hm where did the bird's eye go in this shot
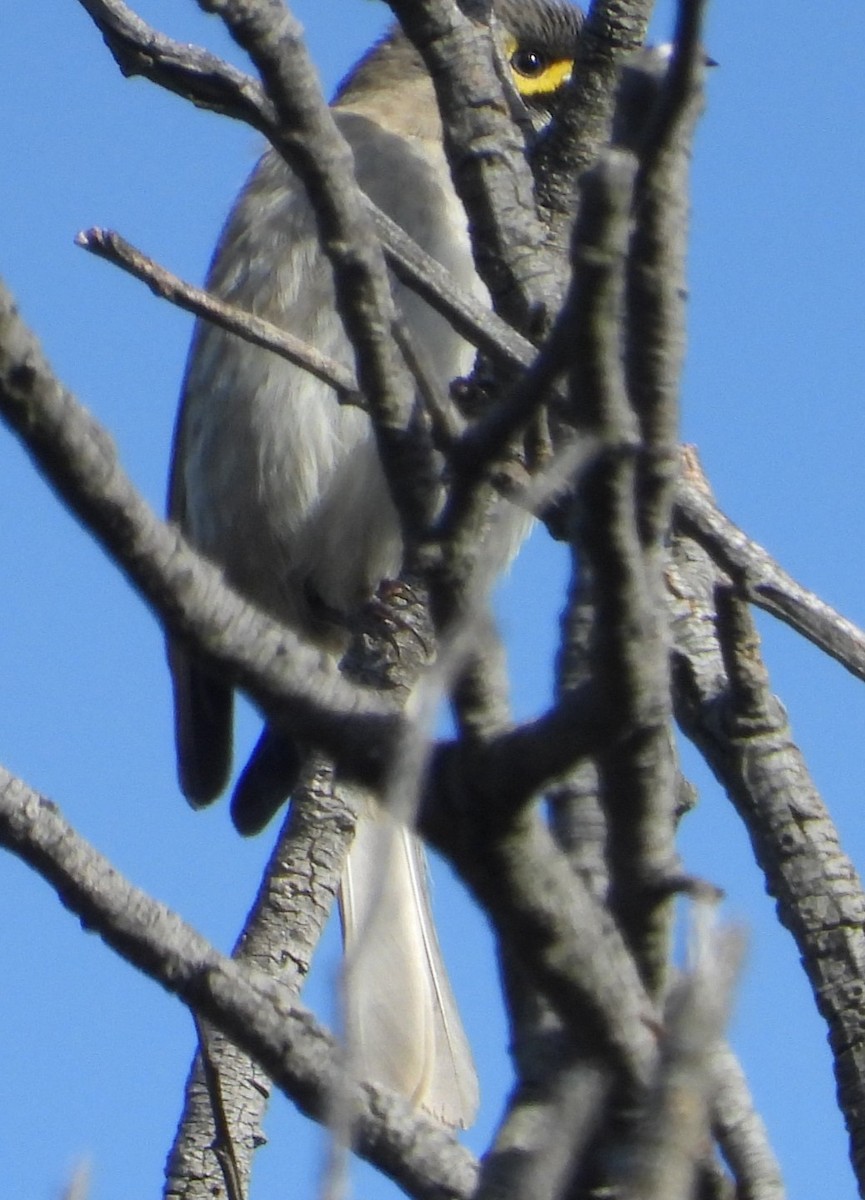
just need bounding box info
[510,47,550,78]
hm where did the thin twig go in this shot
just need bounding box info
[192,1015,246,1200]
[583,0,707,999]
[675,459,865,683]
[368,202,537,371]
[711,1044,787,1200]
[60,1161,91,1200]
[77,227,363,400]
[75,225,534,462]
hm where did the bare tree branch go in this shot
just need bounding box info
[586,0,705,998]
[475,1057,611,1200]
[0,767,478,1200]
[711,1044,786,1200]
[165,761,354,1199]
[619,907,744,1200]
[675,453,865,684]
[0,278,404,780]
[77,0,276,127]
[626,0,705,550]
[534,0,654,245]
[670,534,865,1194]
[564,146,680,993]
[428,794,659,1090]
[190,1016,246,1200]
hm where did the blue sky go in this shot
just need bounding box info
[3,2,865,1197]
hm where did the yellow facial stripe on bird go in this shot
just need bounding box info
[504,33,573,99]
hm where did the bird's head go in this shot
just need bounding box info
[333,0,585,139]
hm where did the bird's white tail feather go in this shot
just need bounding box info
[339,813,479,1128]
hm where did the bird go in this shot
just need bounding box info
[167,0,585,1128]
